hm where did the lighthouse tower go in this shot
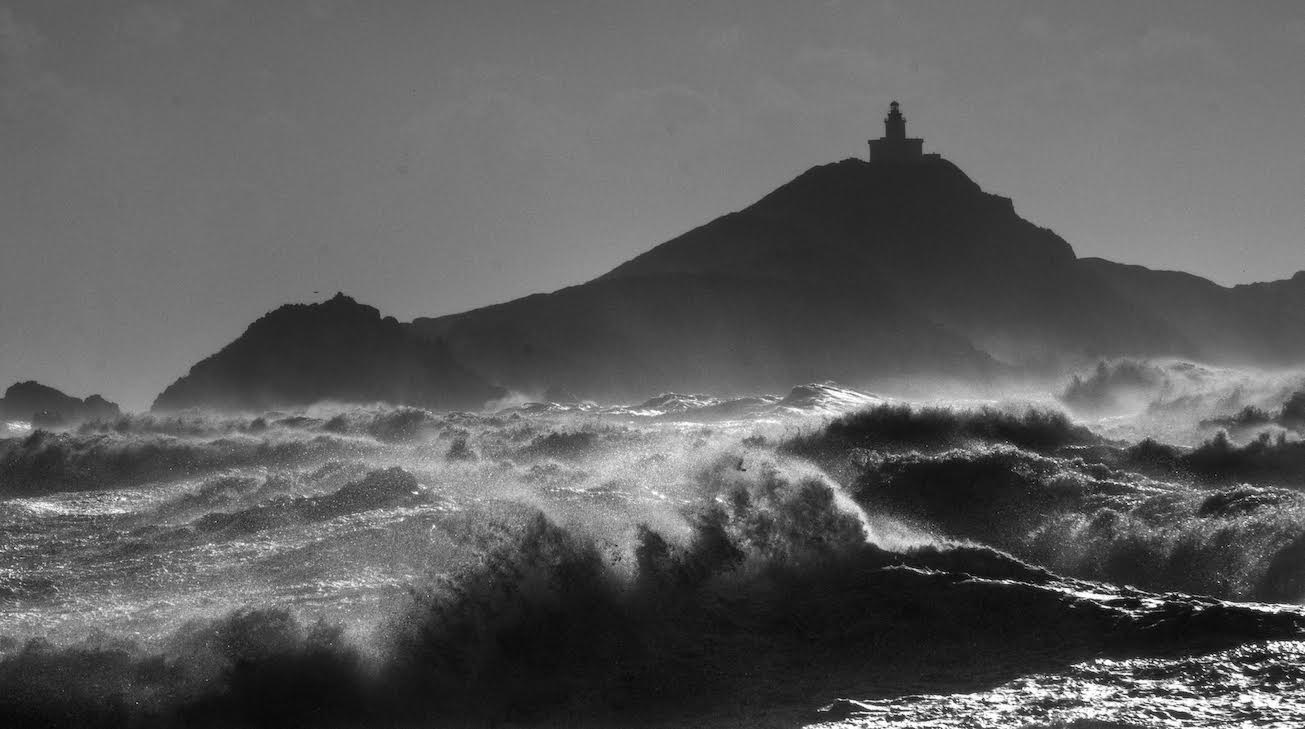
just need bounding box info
[868,101,925,163]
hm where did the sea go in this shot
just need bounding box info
[4,366,1305,728]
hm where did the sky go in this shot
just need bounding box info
[2,0,1303,410]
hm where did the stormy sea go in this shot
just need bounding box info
[6,362,1305,728]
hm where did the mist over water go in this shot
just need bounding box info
[4,371,1305,727]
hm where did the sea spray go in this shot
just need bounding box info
[6,395,1305,726]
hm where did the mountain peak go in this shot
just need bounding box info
[600,153,1071,284]
[749,155,985,214]
[251,292,384,333]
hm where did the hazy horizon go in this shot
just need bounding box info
[3,0,1304,410]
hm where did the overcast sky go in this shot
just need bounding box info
[2,0,1303,410]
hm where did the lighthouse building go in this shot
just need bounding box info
[868,101,935,163]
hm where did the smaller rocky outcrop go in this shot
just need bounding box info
[0,381,122,426]
[152,293,502,412]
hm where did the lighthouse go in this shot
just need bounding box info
[868,101,926,163]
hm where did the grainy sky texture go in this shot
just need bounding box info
[2,0,1303,409]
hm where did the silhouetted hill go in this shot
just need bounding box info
[153,294,501,412]
[595,158,1189,365]
[160,156,1305,410]
[412,157,1223,399]
[0,381,120,426]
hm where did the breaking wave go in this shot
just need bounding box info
[0,429,372,496]
[3,461,1301,728]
